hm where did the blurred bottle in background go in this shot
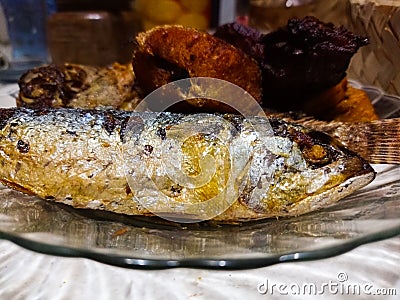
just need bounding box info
[0,0,55,80]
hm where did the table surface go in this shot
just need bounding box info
[0,237,399,299]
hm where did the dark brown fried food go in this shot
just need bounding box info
[302,78,349,118]
[132,49,188,96]
[214,22,265,63]
[214,17,369,110]
[135,25,263,105]
[17,64,82,108]
[17,63,140,110]
[262,17,368,104]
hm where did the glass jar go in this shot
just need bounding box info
[47,1,141,66]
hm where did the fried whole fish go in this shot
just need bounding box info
[0,108,374,222]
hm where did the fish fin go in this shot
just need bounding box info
[280,116,400,164]
[363,119,400,164]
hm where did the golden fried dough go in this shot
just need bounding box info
[328,84,379,122]
[135,25,263,104]
[300,78,378,122]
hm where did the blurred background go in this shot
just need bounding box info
[0,0,399,95]
[0,0,224,73]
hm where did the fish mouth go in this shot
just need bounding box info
[280,167,376,218]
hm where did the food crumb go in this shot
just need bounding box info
[111,227,129,237]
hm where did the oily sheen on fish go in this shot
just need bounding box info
[0,108,375,222]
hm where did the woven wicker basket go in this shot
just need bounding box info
[347,0,400,96]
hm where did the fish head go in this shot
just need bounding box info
[238,117,376,217]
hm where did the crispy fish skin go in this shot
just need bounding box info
[0,108,375,222]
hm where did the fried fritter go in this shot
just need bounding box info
[132,49,188,95]
[134,25,263,105]
[324,84,379,122]
[301,78,378,122]
[18,63,140,111]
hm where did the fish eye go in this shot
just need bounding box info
[302,144,331,165]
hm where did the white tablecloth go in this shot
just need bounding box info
[0,237,399,300]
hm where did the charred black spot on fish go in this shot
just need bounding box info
[170,184,183,195]
[46,196,55,200]
[16,140,30,153]
[288,127,314,148]
[15,161,21,173]
[119,116,132,143]
[103,112,118,135]
[223,114,245,132]
[157,127,167,140]
[65,129,77,136]
[144,144,153,155]
[269,118,288,136]
[125,183,132,195]
[0,108,17,130]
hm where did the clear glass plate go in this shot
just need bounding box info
[0,82,399,270]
